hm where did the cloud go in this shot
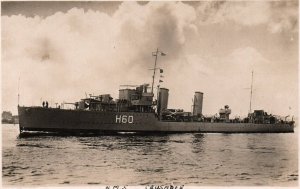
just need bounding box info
[196,1,298,33]
[113,1,197,63]
[2,2,198,112]
[2,1,297,117]
[226,46,269,73]
[268,1,298,33]
[212,47,298,116]
[197,1,269,25]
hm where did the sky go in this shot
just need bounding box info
[1,1,298,118]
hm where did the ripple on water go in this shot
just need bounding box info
[2,126,298,186]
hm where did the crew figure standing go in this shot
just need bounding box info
[42,101,45,107]
[46,101,49,108]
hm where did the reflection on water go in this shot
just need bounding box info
[2,125,298,186]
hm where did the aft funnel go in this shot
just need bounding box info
[193,92,203,116]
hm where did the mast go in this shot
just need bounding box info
[249,71,253,113]
[151,48,166,94]
[151,48,159,94]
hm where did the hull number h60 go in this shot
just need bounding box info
[116,115,133,124]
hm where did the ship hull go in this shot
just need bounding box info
[18,106,294,134]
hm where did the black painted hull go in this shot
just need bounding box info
[18,106,294,134]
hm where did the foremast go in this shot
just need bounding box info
[151,48,166,94]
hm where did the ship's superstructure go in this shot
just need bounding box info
[74,83,154,113]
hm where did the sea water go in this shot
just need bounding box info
[2,124,298,186]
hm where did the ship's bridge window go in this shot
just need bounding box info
[131,94,139,100]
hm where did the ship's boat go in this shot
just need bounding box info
[17,49,295,134]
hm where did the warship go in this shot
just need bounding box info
[18,49,295,134]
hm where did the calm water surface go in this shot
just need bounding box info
[2,124,298,186]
